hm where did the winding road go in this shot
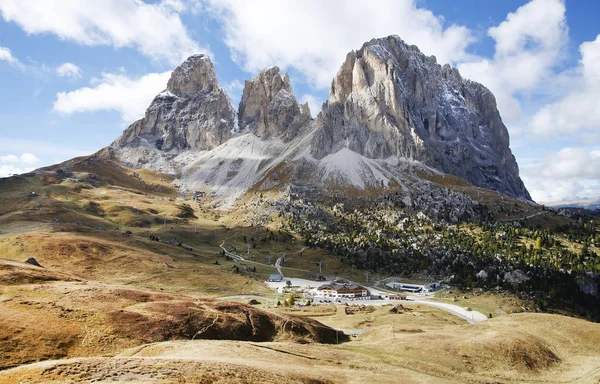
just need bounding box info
[217,234,487,324]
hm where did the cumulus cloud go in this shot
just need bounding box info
[206,0,569,126]
[206,0,473,88]
[0,152,39,177]
[162,0,203,14]
[530,34,600,136]
[53,70,171,123]
[0,164,34,178]
[56,62,82,78]
[0,0,206,65]
[0,45,24,70]
[521,147,600,202]
[458,0,568,122]
[0,152,39,165]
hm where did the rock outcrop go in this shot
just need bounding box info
[238,66,310,140]
[312,36,530,200]
[109,55,237,169]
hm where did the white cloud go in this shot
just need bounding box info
[56,62,82,78]
[53,70,172,123]
[20,152,39,165]
[530,34,600,136]
[458,0,568,122]
[539,148,600,179]
[0,152,39,165]
[0,154,18,163]
[488,0,567,59]
[0,164,34,178]
[207,0,569,126]
[521,147,600,202]
[207,0,473,89]
[0,152,39,177]
[0,45,24,70]
[0,0,206,65]
[299,94,322,117]
[162,0,202,14]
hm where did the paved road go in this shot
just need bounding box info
[264,277,330,290]
[308,295,486,324]
[218,236,487,324]
[410,300,488,323]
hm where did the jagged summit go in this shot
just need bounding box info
[166,54,218,96]
[238,66,310,140]
[312,35,530,200]
[106,54,237,171]
[104,35,531,206]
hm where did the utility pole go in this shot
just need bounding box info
[318,260,323,274]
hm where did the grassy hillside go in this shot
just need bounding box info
[1,159,600,383]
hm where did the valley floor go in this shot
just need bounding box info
[2,313,600,384]
[1,162,599,383]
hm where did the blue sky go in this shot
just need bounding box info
[0,0,599,203]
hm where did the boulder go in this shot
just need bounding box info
[25,257,42,267]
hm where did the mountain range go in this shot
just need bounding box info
[98,35,530,208]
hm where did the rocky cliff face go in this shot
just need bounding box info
[312,36,530,200]
[106,35,530,204]
[109,55,237,170]
[238,66,310,140]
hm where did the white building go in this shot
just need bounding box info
[313,282,370,298]
[386,281,441,293]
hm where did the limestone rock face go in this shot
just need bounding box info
[105,36,530,202]
[238,67,310,140]
[166,54,218,96]
[311,36,530,200]
[113,54,237,159]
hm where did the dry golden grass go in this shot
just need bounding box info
[2,312,600,384]
[0,228,276,297]
[2,160,600,383]
[0,273,344,371]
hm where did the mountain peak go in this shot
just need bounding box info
[108,54,236,168]
[238,65,308,139]
[166,54,218,96]
[106,35,529,202]
[312,34,530,200]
